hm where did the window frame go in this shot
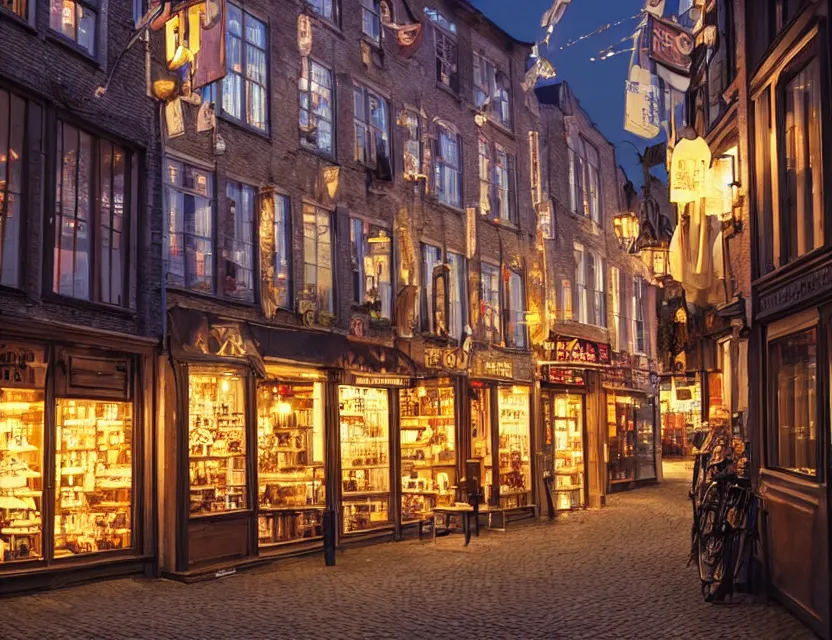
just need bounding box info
[222,180,257,303]
[401,110,422,179]
[472,51,512,129]
[0,88,26,290]
[164,158,215,295]
[53,120,133,308]
[302,203,335,316]
[420,243,442,334]
[447,251,467,341]
[353,84,392,178]
[610,266,624,351]
[2,0,34,23]
[766,320,820,480]
[568,136,601,224]
[573,243,586,324]
[351,218,393,322]
[218,3,269,133]
[300,58,335,157]
[308,0,338,25]
[480,262,502,342]
[360,0,381,45]
[435,124,462,209]
[504,270,527,350]
[270,192,293,310]
[425,7,459,93]
[49,0,99,56]
[632,276,646,354]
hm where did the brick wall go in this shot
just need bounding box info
[538,83,659,362]
[158,0,542,357]
[0,0,162,339]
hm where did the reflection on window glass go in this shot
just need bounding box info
[497,386,531,507]
[0,89,25,289]
[300,61,334,155]
[50,0,97,55]
[302,204,333,315]
[54,399,133,555]
[222,4,268,130]
[189,372,247,515]
[351,220,392,321]
[0,387,44,564]
[223,182,256,302]
[481,264,501,341]
[771,329,817,476]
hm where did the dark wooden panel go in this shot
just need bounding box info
[188,516,251,568]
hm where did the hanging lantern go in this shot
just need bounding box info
[670,135,711,204]
[613,210,640,252]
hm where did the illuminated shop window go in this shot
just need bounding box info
[497,386,531,507]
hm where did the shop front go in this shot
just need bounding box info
[603,362,658,491]
[0,319,155,594]
[659,374,702,457]
[539,367,587,511]
[470,351,536,514]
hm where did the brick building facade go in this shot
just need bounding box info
[0,1,161,591]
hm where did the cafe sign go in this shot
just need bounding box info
[554,338,611,366]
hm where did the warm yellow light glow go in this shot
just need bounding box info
[670,136,711,204]
[276,401,292,416]
[221,379,230,394]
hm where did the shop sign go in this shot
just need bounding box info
[423,336,473,373]
[0,343,46,388]
[554,338,610,366]
[758,264,832,317]
[648,16,693,76]
[344,372,411,388]
[541,366,585,386]
[483,361,512,378]
[602,368,631,389]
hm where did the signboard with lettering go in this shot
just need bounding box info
[0,343,46,388]
[554,338,611,366]
[648,16,693,76]
[541,366,585,386]
[342,372,411,388]
[423,336,473,373]
[471,352,533,382]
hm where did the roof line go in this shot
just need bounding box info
[455,0,536,47]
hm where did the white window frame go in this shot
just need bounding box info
[448,251,467,340]
[300,59,335,156]
[303,203,334,315]
[220,4,269,131]
[573,243,586,324]
[436,125,462,208]
[633,275,646,354]
[481,262,502,341]
[222,181,257,302]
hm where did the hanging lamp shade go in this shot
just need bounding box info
[670,136,711,204]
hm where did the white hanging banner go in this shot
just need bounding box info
[624,64,661,139]
[670,136,711,204]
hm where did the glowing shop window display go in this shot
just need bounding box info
[339,386,390,533]
[553,393,585,510]
[54,399,133,556]
[0,388,45,564]
[257,382,326,545]
[189,372,247,515]
[470,386,494,503]
[399,383,456,522]
[497,386,531,507]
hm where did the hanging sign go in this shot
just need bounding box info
[541,366,585,386]
[554,338,611,366]
[670,136,711,204]
[648,16,693,76]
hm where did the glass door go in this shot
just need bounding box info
[339,386,390,533]
[552,393,585,510]
[497,386,532,508]
[469,385,494,503]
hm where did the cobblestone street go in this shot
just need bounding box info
[0,463,815,639]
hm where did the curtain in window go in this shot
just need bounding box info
[448,252,466,339]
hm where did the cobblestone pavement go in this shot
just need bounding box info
[0,462,816,640]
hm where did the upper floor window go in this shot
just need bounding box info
[448,252,467,340]
[610,266,625,351]
[473,53,511,128]
[270,193,292,309]
[55,122,132,306]
[573,243,586,324]
[303,203,334,315]
[568,136,600,224]
[309,0,336,22]
[480,263,501,342]
[435,125,461,208]
[4,0,31,21]
[633,276,646,354]
[222,5,268,131]
[354,85,391,179]
[425,7,458,92]
[132,0,145,24]
[421,243,442,334]
[505,271,526,349]
[586,253,606,328]
[50,0,97,55]
[166,159,214,293]
[361,0,380,44]
[223,182,256,302]
[401,111,421,179]
[300,60,334,156]
[0,89,25,289]
[477,135,517,223]
[351,219,392,321]
[754,45,824,274]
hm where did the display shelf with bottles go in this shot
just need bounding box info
[399,384,456,522]
[257,381,326,545]
[608,394,636,485]
[469,386,494,503]
[340,386,391,533]
[0,388,44,564]
[53,399,133,557]
[188,372,247,516]
[497,387,532,508]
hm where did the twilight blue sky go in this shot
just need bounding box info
[472,0,656,186]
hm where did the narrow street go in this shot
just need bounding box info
[0,462,814,640]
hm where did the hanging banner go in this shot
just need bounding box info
[624,64,661,139]
[165,98,185,138]
[670,136,711,204]
[648,16,693,76]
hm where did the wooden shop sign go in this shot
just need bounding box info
[648,16,693,76]
[541,366,585,386]
[0,343,46,388]
[758,264,832,318]
[554,338,611,366]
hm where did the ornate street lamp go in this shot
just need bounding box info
[613,210,640,253]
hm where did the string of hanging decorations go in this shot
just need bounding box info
[558,10,645,51]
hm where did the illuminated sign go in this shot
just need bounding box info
[554,338,611,365]
[541,366,585,386]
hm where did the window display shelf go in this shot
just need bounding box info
[343,490,390,498]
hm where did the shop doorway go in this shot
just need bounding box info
[542,391,586,510]
[659,375,702,457]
